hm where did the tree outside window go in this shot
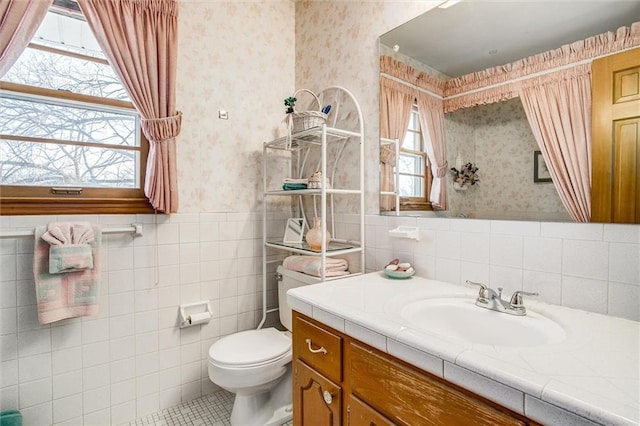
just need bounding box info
[0,5,152,215]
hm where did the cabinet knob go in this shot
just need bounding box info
[305,338,328,355]
[323,390,333,404]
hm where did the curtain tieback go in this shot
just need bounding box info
[380,146,396,166]
[435,162,449,178]
[141,111,183,143]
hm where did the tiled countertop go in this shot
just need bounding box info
[287,272,640,426]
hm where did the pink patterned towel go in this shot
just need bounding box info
[282,255,349,278]
[33,223,102,325]
[42,222,95,274]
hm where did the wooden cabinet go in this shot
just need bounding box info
[292,311,538,426]
[293,359,342,425]
[293,313,344,425]
[592,47,640,223]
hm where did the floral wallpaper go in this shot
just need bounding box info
[174,1,437,215]
[445,99,569,221]
[295,1,438,214]
[176,0,295,213]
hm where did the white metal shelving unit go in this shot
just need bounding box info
[260,86,364,327]
[380,137,400,215]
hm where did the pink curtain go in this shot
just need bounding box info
[518,64,592,222]
[379,76,415,212]
[77,0,181,213]
[416,92,448,210]
[0,0,52,77]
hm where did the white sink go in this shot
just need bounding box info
[400,298,566,347]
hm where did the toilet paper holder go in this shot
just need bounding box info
[178,301,213,328]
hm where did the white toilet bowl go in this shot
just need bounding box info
[208,266,317,425]
[208,328,293,426]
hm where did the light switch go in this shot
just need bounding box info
[218,110,228,120]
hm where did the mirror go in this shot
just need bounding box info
[379,1,640,222]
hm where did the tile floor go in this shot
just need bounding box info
[124,389,293,426]
[124,390,234,426]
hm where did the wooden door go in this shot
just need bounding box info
[293,359,342,426]
[592,47,640,223]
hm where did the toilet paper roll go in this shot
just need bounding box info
[188,312,211,325]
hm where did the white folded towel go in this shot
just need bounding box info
[282,255,349,278]
[283,178,308,184]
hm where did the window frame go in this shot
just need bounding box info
[0,9,154,215]
[398,103,433,211]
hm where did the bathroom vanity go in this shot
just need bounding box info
[293,311,536,425]
[288,273,639,426]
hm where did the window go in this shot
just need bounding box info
[398,104,432,210]
[0,2,153,215]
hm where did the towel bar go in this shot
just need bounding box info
[0,223,143,239]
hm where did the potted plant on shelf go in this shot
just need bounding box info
[450,162,479,190]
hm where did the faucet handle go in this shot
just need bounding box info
[466,280,489,300]
[509,290,539,307]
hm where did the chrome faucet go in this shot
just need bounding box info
[466,280,538,316]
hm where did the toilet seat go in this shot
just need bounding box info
[209,328,291,368]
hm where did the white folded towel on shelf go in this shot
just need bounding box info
[283,255,349,278]
[283,178,308,184]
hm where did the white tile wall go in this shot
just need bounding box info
[0,213,265,425]
[366,215,640,322]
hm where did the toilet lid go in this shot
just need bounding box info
[209,328,291,367]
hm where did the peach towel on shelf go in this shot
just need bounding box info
[282,255,349,278]
[33,222,102,325]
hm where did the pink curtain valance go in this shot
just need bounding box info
[382,21,639,113]
[379,74,418,98]
[380,55,445,97]
[443,83,520,114]
[445,22,640,98]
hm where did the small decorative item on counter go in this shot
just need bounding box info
[383,258,415,279]
[305,217,331,250]
[450,162,479,190]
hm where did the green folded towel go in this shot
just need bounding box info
[282,183,308,190]
[0,410,22,426]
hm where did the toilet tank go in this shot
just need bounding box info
[277,265,317,331]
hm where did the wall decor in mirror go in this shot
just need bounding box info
[379,1,640,223]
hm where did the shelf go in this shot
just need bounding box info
[265,188,361,196]
[262,86,365,293]
[265,126,361,151]
[266,239,362,256]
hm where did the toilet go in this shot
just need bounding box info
[208,266,316,426]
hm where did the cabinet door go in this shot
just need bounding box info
[293,359,342,426]
[592,47,640,223]
[347,342,529,426]
[347,394,396,426]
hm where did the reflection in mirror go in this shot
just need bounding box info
[378,1,640,222]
